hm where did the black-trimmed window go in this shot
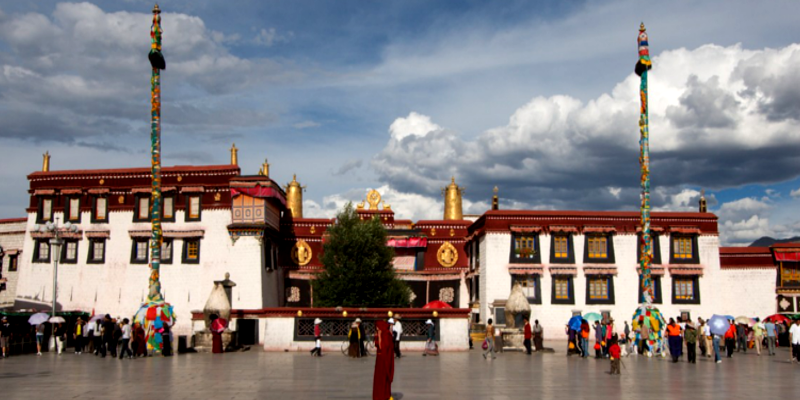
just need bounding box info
[551,275,575,305]
[637,233,662,265]
[186,195,202,222]
[161,239,173,264]
[131,239,149,264]
[638,275,662,304]
[61,240,79,264]
[583,235,615,263]
[586,276,615,305]
[670,235,699,264]
[32,240,51,263]
[134,195,151,222]
[510,233,540,263]
[92,196,108,223]
[65,197,81,222]
[512,274,542,304]
[672,276,700,304]
[550,234,575,264]
[162,195,175,222]
[182,238,201,264]
[8,255,18,272]
[37,197,54,223]
[87,239,106,264]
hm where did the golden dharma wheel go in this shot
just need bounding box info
[297,310,303,317]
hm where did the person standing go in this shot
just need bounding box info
[372,320,394,400]
[753,318,764,356]
[724,321,736,358]
[533,319,544,352]
[92,319,102,355]
[310,318,322,357]
[580,319,590,358]
[0,316,11,358]
[348,320,361,358]
[702,320,712,358]
[790,319,800,363]
[608,335,621,375]
[666,318,683,363]
[393,315,403,359]
[423,319,438,356]
[73,317,84,355]
[713,333,722,364]
[593,321,603,358]
[356,318,366,356]
[696,318,706,357]
[640,323,651,356]
[161,324,172,357]
[684,322,697,364]
[764,319,777,356]
[483,318,496,360]
[736,323,747,353]
[118,318,133,360]
[523,318,532,355]
[133,322,147,357]
[101,315,116,358]
[54,322,67,355]
[35,323,45,356]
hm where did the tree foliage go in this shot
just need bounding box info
[311,203,411,307]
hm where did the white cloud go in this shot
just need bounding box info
[389,112,442,141]
[608,187,622,199]
[293,120,321,129]
[791,188,800,198]
[254,27,292,47]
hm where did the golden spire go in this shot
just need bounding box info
[42,151,50,172]
[699,189,707,213]
[153,3,161,14]
[285,174,305,218]
[492,186,499,210]
[230,143,238,166]
[442,177,464,220]
[259,159,270,177]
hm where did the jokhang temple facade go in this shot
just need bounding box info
[3,150,794,342]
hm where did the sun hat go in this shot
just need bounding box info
[426,319,433,325]
[355,318,362,323]
[314,318,322,324]
[388,318,395,324]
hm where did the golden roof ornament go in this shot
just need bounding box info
[42,151,51,172]
[442,176,464,220]
[230,143,238,166]
[366,189,381,210]
[259,159,270,177]
[285,174,306,218]
[492,186,499,211]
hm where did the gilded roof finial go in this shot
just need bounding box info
[230,143,238,166]
[42,151,51,172]
[153,3,161,14]
[259,159,270,176]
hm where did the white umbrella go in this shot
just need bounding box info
[49,316,66,323]
[28,312,49,326]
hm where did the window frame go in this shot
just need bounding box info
[87,239,106,264]
[511,274,542,305]
[185,195,202,222]
[91,196,109,223]
[162,195,176,222]
[182,238,201,264]
[551,275,575,305]
[134,195,151,222]
[672,275,701,304]
[509,233,541,264]
[8,255,18,272]
[130,239,149,264]
[32,239,51,263]
[161,239,173,265]
[637,233,662,265]
[585,275,615,305]
[65,196,82,223]
[583,234,616,264]
[36,197,54,224]
[61,240,79,264]
[550,234,575,264]
[638,274,663,304]
[670,235,699,264]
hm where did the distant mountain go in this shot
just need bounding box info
[749,236,800,247]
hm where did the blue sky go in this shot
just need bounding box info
[0,0,799,245]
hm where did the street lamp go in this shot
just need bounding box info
[34,217,78,348]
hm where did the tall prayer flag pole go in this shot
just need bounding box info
[148,3,166,304]
[636,23,654,304]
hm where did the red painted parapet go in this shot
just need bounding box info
[191,307,471,321]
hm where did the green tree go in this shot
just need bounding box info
[312,202,411,307]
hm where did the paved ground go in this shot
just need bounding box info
[1,342,798,399]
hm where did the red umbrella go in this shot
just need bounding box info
[422,301,453,309]
[764,314,791,324]
[211,318,228,333]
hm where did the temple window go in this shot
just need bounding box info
[88,239,106,264]
[134,195,151,222]
[186,195,202,222]
[587,237,607,259]
[162,196,175,221]
[510,234,540,263]
[670,235,699,263]
[550,234,574,264]
[512,274,541,304]
[61,240,78,264]
[8,255,18,272]
[32,240,50,263]
[638,275,662,304]
[161,239,173,264]
[66,197,81,222]
[182,238,201,264]
[37,198,53,223]
[586,276,615,305]
[672,276,700,304]
[584,234,615,263]
[92,196,108,223]
[131,239,149,264]
[551,276,575,305]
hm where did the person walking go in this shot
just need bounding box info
[161,324,173,357]
[348,320,361,358]
[533,319,544,352]
[790,319,800,363]
[483,318,496,360]
[133,322,147,357]
[393,315,403,359]
[608,334,621,375]
[372,320,395,400]
[713,333,722,364]
[424,319,438,356]
[666,318,683,363]
[310,318,323,357]
[357,318,366,356]
[765,319,777,356]
[118,318,133,360]
[0,316,11,358]
[696,318,706,357]
[580,319,590,358]
[92,319,102,355]
[736,322,747,353]
[702,320,712,358]
[101,315,116,358]
[724,321,736,358]
[523,318,532,355]
[753,318,764,356]
[54,322,67,355]
[35,322,45,356]
[684,322,698,364]
[73,317,85,355]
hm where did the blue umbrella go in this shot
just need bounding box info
[583,312,603,323]
[708,314,731,336]
[568,315,583,331]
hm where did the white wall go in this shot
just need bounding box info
[0,221,25,308]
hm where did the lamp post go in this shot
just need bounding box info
[35,217,78,349]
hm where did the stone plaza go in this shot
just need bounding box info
[1,341,798,399]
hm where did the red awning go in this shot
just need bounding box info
[548,266,577,276]
[85,231,110,239]
[88,188,109,195]
[387,237,427,248]
[180,186,205,193]
[583,226,616,233]
[61,188,83,195]
[775,252,800,262]
[508,265,544,275]
[667,264,705,276]
[636,226,665,233]
[583,265,618,275]
[671,227,701,234]
[510,226,543,233]
[230,187,286,205]
[34,189,55,195]
[550,225,578,233]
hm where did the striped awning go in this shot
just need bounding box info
[85,231,110,239]
[667,264,705,276]
[34,189,55,195]
[88,188,109,194]
[549,225,578,233]
[583,265,618,275]
[510,226,543,233]
[61,188,83,195]
[129,230,205,238]
[180,186,205,193]
[508,265,544,275]
[671,226,701,234]
[548,265,577,276]
[583,226,616,233]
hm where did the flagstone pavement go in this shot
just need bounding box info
[1,341,798,399]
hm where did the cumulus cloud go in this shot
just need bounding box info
[372,43,800,213]
[791,188,800,198]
